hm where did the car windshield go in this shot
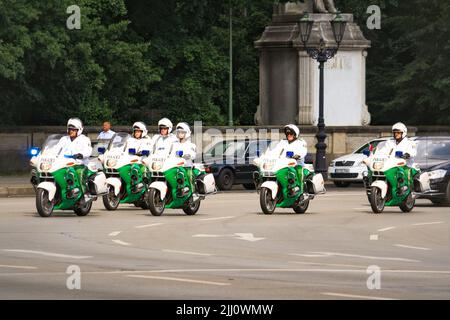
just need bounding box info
[205,141,246,158]
[355,140,385,154]
[416,139,450,160]
[107,133,131,152]
[41,134,65,156]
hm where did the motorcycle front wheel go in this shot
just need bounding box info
[148,188,165,216]
[102,188,120,211]
[369,186,385,213]
[36,189,55,217]
[399,192,415,213]
[260,187,276,215]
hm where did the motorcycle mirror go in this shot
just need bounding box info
[29,147,40,157]
[395,151,404,158]
[98,147,106,154]
[128,148,136,155]
[286,151,294,158]
[141,150,150,156]
[363,149,370,157]
[176,150,184,157]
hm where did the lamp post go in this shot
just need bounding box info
[228,0,233,127]
[298,13,347,175]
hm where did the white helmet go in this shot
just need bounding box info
[284,124,300,138]
[132,121,148,138]
[392,122,407,139]
[67,118,83,136]
[175,122,191,139]
[158,118,173,133]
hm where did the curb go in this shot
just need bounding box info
[0,186,34,198]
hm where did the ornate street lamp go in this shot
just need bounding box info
[298,13,347,176]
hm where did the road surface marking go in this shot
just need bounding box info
[126,275,230,286]
[290,252,420,262]
[234,233,265,242]
[200,216,234,221]
[370,235,379,241]
[112,240,131,246]
[0,264,37,270]
[2,249,91,260]
[322,292,396,300]
[412,221,444,226]
[193,234,226,238]
[289,261,370,269]
[378,226,396,232]
[394,244,431,251]
[109,231,122,237]
[192,233,265,242]
[3,268,450,277]
[162,249,213,257]
[135,223,164,229]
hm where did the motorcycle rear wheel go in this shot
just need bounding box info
[399,192,415,213]
[293,198,309,214]
[183,197,201,215]
[74,198,92,216]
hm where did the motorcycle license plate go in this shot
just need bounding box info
[336,169,350,173]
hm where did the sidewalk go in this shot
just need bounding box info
[0,175,34,197]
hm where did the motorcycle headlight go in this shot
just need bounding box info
[39,162,52,172]
[373,162,383,170]
[428,169,447,180]
[263,162,274,171]
[106,159,117,168]
[152,162,162,171]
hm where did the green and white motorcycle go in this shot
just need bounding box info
[99,133,151,211]
[253,141,326,214]
[363,141,431,213]
[144,149,216,216]
[30,134,108,217]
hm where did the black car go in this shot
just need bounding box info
[202,139,272,190]
[415,136,450,206]
[202,139,314,191]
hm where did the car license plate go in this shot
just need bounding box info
[336,169,350,173]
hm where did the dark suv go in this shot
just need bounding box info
[201,139,272,190]
[415,136,450,206]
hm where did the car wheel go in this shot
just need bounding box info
[334,181,351,188]
[217,168,234,191]
[432,181,450,206]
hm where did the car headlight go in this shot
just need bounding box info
[39,162,52,172]
[428,169,447,180]
[329,161,335,167]
[106,159,117,168]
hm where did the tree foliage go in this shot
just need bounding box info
[0,0,449,126]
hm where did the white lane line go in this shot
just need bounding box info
[322,292,396,300]
[109,231,122,237]
[370,235,379,241]
[162,249,213,257]
[112,240,132,246]
[200,216,234,221]
[289,261,369,269]
[378,226,396,232]
[412,221,444,226]
[0,264,37,270]
[289,252,420,262]
[2,249,92,260]
[135,223,164,229]
[126,275,230,286]
[394,244,431,251]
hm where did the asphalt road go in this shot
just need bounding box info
[0,188,449,300]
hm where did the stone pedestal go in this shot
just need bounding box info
[255,5,371,126]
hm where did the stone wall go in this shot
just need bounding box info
[3,125,447,174]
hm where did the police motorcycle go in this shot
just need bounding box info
[143,146,216,216]
[98,132,152,210]
[363,141,432,213]
[253,141,326,214]
[30,134,108,217]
